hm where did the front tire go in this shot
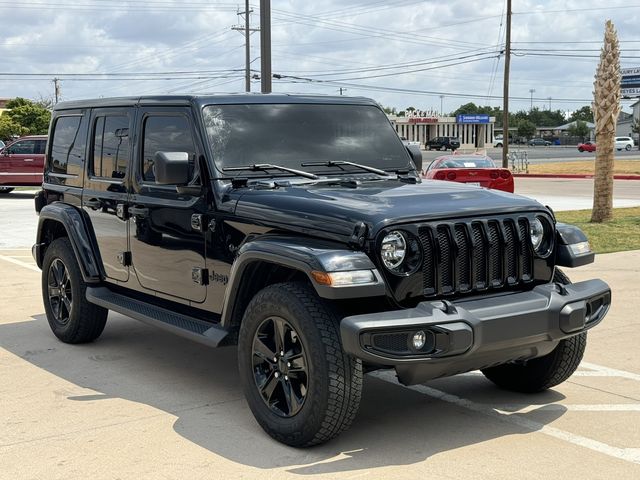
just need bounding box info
[237,282,362,447]
[481,268,586,393]
[42,237,108,343]
[625,144,632,151]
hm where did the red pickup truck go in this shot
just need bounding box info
[0,135,47,193]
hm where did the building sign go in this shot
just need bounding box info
[621,67,640,97]
[456,114,490,124]
[408,117,438,124]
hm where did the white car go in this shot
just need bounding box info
[615,136,634,151]
[493,136,504,148]
[399,136,421,148]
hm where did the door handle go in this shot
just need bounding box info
[84,198,102,209]
[128,205,149,217]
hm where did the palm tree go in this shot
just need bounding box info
[591,20,621,223]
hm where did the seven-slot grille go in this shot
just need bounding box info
[418,217,533,297]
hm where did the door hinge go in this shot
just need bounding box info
[191,214,206,232]
[116,203,128,220]
[192,267,209,285]
[117,251,132,266]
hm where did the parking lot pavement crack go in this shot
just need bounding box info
[371,370,640,465]
[566,380,640,403]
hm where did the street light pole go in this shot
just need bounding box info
[529,88,536,111]
[548,97,552,110]
[439,95,444,115]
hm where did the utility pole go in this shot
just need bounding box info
[439,95,444,115]
[231,0,259,92]
[339,87,347,95]
[259,0,271,93]
[548,97,552,110]
[53,78,61,104]
[529,88,536,111]
[502,0,512,168]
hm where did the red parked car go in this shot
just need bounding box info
[0,135,47,193]
[577,141,596,152]
[423,154,514,193]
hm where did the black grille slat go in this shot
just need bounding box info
[504,219,518,283]
[518,218,533,280]
[487,221,502,286]
[437,226,453,293]
[418,216,533,297]
[454,224,471,291]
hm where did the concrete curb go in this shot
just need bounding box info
[514,173,640,180]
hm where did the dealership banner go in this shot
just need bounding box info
[621,67,640,97]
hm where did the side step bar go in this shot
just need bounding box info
[86,286,228,347]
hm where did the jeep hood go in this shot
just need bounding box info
[231,179,549,240]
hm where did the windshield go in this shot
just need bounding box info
[433,157,495,169]
[202,103,411,177]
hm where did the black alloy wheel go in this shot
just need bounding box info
[47,258,72,326]
[252,316,309,417]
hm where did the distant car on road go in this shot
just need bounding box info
[423,154,514,193]
[493,136,504,148]
[577,141,596,152]
[528,138,552,147]
[426,136,460,151]
[0,135,48,194]
[399,136,421,148]
[615,136,634,151]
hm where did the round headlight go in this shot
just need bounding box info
[381,231,406,269]
[530,217,545,251]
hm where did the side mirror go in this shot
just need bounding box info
[406,145,423,173]
[153,151,189,185]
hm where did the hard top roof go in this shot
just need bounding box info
[53,93,380,111]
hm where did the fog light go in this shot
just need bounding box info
[412,331,427,350]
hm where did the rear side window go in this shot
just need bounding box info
[92,115,129,179]
[7,140,36,155]
[50,116,87,175]
[141,115,196,183]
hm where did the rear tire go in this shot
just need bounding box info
[42,237,108,343]
[625,144,632,151]
[578,147,584,152]
[481,268,586,393]
[237,282,362,447]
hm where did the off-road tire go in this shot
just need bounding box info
[42,237,108,343]
[481,268,586,393]
[237,282,362,447]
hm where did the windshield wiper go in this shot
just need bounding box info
[223,163,318,179]
[300,160,391,177]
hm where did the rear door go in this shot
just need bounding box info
[128,106,207,303]
[82,108,133,282]
[31,139,47,184]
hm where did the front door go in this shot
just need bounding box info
[82,108,133,282]
[129,106,207,303]
[0,138,42,185]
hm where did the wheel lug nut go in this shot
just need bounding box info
[284,375,288,381]
[287,362,291,368]
[273,357,278,362]
[280,351,284,356]
[274,372,280,378]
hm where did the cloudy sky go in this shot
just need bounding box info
[1,0,639,114]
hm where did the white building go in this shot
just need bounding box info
[388,111,496,149]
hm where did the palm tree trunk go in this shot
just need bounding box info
[591,20,621,223]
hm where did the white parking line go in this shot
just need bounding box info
[371,370,640,465]
[0,254,40,272]
[494,404,640,413]
[581,362,640,382]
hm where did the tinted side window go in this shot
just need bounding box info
[92,115,129,179]
[50,116,87,175]
[35,140,47,154]
[7,140,36,155]
[142,115,196,183]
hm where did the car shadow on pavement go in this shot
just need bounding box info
[0,192,36,200]
[2,313,567,474]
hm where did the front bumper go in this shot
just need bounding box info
[341,279,611,385]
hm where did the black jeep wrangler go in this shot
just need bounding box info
[33,95,611,447]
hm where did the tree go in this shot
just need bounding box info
[2,97,51,137]
[516,119,536,139]
[0,114,28,140]
[591,20,621,223]
[631,117,640,150]
[567,120,591,140]
[569,105,594,123]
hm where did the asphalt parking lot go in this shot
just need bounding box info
[1,180,639,479]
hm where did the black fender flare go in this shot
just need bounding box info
[34,203,102,282]
[555,222,595,268]
[220,235,385,328]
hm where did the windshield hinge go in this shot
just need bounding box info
[349,221,368,248]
